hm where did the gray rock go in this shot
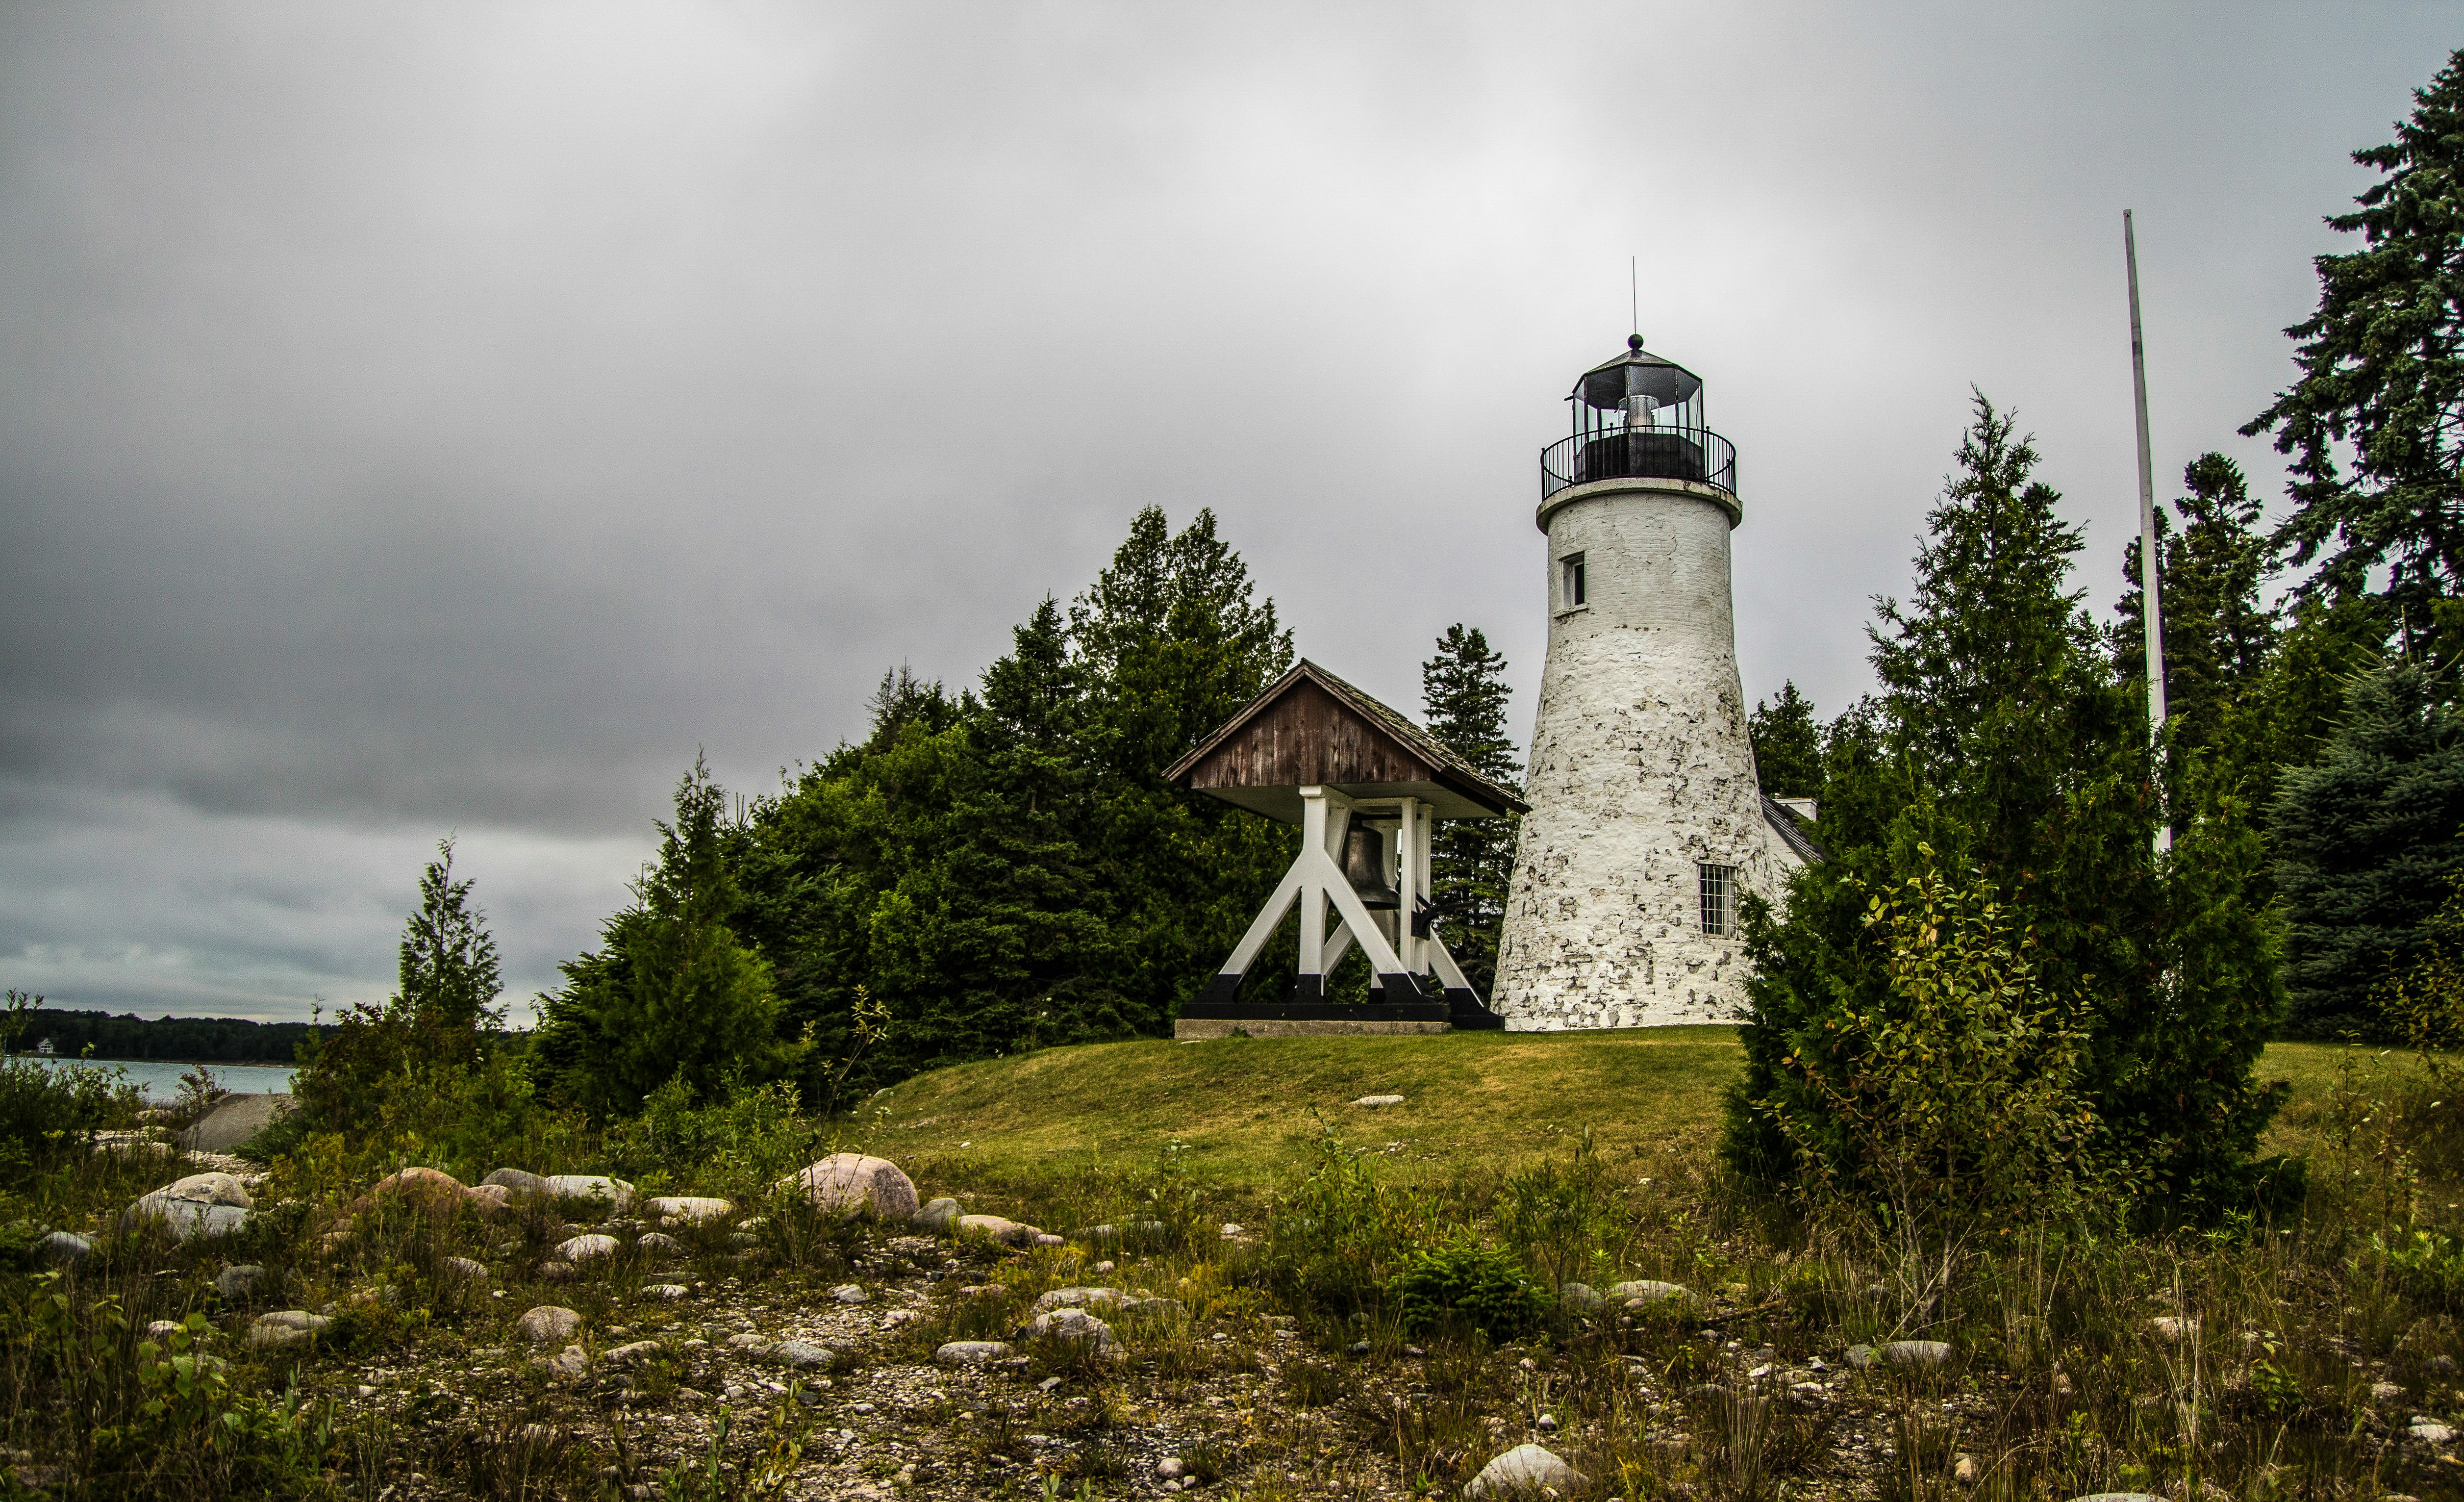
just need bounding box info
[127,1196,249,1242]
[2067,1495,2162,1502]
[636,1232,683,1258]
[1885,1340,1953,1367]
[1559,1282,1605,1315]
[935,1340,1014,1366]
[1607,1279,1695,1306]
[216,1264,272,1302]
[1080,1220,1167,1241]
[640,1284,688,1300]
[913,1197,961,1233]
[442,1256,489,1281]
[481,1167,553,1198]
[644,1196,732,1224]
[779,1153,920,1221]
[1021,1307,1116,1353]
[769,1340,834,1370]
[1845,1344,1878,1369]
[1031,1286,1131,1313]
[553,1233,620,1263]
[177,1094,293,1152]
[249,1310,330,1349]
[542,1175,634,1212]
[1352,1094,1406,1108]
[516,1305,583,1345]
[958,1214,1045,1247]
[830,1283,870,1304]
[545,1344,589,1379]
[727,1331,772,1352]
[145,1319,180,1339]
[1463,1444,1585,1499]
[603,1339,663,1365]
[2412,1419,2458,1446]
[37,1231,91,1265]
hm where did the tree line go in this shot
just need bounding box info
[14,1011,330,1066]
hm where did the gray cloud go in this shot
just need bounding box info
[1,1,2450,1018]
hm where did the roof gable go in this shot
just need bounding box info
[1165,661,1527,823]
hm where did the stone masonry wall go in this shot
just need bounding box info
[1491,480,1783,1030]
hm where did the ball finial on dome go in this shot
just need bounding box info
[1628,333,1644,351]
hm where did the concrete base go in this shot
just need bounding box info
[1173,1018,1453,1040]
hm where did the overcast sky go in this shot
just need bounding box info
[2,3,2453,1024]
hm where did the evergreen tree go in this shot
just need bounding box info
[1727,396,2287,1224]
[2115,455,2278,761]
[2247,48,2464,669]
[2272,666,2464,1037]
[1421,625,1521,996]
[1749,682,1824,800]
[534,758,801,1118]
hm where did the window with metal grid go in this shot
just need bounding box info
[1698,862,1736,937]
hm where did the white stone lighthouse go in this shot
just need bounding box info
[1492,337,1810,1030]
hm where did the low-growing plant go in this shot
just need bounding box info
[1263,1120,1437,1315]
[604,1072,817,1197]
[1384,1235,1552,1341]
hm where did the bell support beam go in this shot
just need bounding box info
[1191,787,1427,1007]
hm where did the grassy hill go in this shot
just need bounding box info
[866,1024,2380,1187]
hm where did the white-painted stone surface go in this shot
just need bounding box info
[1493,475,1782,1029]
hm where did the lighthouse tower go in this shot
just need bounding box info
[1492,337,1789,1029]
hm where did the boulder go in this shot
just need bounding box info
[603,1339,663,1366]
[161,1171,254,1208]
[1463,1444,1584,1499]
[1559,1283,1605,1315]
[1020,1307,1116,1353]
[216,1264,273,1302]
[934,1341,1014,1366]
[442,1256,489,1281]
[553,1234,620,1263]
[542,1175,634,1212]
[957,1214,1045,1247]
[2150,1316,2199,1342]
[645,1196,733,1225]
[641,1283,688,1301]
[516,1305,583,1345]
[177,1094,292,1152]
[769,1340,835,1370]
[249,1310,331,1349]
[830,1284,870,1304]
[467,1185,513,1212]
[1885,1340,1953,1368]
[1607,1279,1695,1306]
[779,1154,919,1221]
[913,1197,962,1233]
[37,1231,91,1265]
[636,1231,683,1258]
[481,1168,553,1198]
[545,1344,589,1379]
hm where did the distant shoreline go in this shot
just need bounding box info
[25,1056,298,1071]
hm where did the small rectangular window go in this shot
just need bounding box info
[1698,862,1736,938]
[1561,553,1587,611]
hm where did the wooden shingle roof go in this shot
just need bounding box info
[1164,660,1529,824]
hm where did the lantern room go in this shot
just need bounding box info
[1540,335,1738,503]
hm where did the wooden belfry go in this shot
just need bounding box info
[1164,661,1528,1038]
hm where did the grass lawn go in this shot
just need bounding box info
[868,1025,2407,1187]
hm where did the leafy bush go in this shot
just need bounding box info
[1736,858,2133,1283]
[1497,1130,1624,1290]
[603,1074,817,1197]
[1384,1236,1552,1340]
[1263,1123,1436,1314]
[0,990,136,1179]
[2379,1228,2464,1309]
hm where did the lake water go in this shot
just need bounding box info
[25,1057,295,1099]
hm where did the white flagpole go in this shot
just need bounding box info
[2125,209,2170,854]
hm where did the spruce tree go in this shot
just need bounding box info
[1421,625,1521,996]
[2247,47,2464,668]
[2114,455,2277,761]
[1727,396,2287,1224]
[1748,682,1824,800]
[535,757,801,1117]
[2272,666,2464,1037]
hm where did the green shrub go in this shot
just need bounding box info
[1384,1236,1552,1340]
[603,1073,817,1197]
[2378,1229,2464,1309]
[1263,1122,1436,1315]
[0,990,137,1180]
[1497,1130,1623,1290]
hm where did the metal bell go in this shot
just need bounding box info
[1341,821,1401,910]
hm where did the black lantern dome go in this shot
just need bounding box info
[1540,335,1737,503]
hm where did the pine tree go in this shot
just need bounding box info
[2246,48,2464,668]
[1748,682,1823,800]
[1727,396,2287,1224]
[1421,625,1521,996]
[2272,666,2464,1037]
[2114,455,2278,760]
[535,757,801,1117]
